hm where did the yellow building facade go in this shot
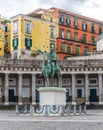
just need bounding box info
[0,17,6,56]
[4,22,11,57]
[10,14,58,59]
[0,16,11,57]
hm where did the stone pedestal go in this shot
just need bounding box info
[39,87,66,106]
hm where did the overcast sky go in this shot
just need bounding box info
[0,0,103,21]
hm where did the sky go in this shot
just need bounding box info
[0,0,103,21]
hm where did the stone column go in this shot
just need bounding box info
[18,73,22,105]
[85,74,89,105]
[4,73,9,105]
[32,74,36,105]
[72,74,76,105]
[98,74,103,104]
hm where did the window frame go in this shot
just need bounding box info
[13,21,18,34]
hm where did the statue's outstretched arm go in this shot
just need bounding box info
[34,46,44,55]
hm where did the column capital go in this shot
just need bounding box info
[4,73,9,76]
[98,73,102,76]
[32,73,36,76]
[72,73,76,76]
[18,73,23,76]
[85,73,89,76]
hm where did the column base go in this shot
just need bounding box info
[99,102,103,105]
[32,102,36,105]
[72,102,76,105]
[18,102,23,105]
[4,102,9,105]
[86,102,90,105]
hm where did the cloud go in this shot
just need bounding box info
[0,0,103,21]
[76,0,103,20]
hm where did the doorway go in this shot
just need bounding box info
[9,89,14,102]
[77,89,82,98]
[90,89,97,102]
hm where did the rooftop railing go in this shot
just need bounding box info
[0,58,102,67]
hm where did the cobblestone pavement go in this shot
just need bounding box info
[0,110,103,130]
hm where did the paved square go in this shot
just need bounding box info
[0,110,103,130]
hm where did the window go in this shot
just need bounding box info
[82,22,87,31]
[62,79,70,85]
[12,38,18,50]
[9,78,16,85]
[76,78,84,85]
[91,24,94,33]
[59,16,64,24]
[84,47,89,55]
[36,79,43,86]
[5,26,8,32]
[83,35,87,43]
[25,37,32,50]
[74,20,78,28]
[99,27,102,34]
[61,43,66,53]
[76,46,80,55]
[22,78,30,86]
[50,26,55,38]
[91,36,95,44]
[77,89,82,98]
[89,78,98,85]
[74,32,78,41]
[59,29,64,38]
[66,31,71,39]
[13,21,18,34]
[50,42,55,51]
[22,87,30,97]
[67,45,72,54]
[5,37,8,47]
[26,21,31,34]
[66,18,70,25]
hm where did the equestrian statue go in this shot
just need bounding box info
[34,46,62,88]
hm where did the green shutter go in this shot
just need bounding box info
[25,38,32,48]
[30,39,32,47]
[12,39,14,47]
[76,47,80,55]
[91,26,94,33]
[66,18,70,25]
[83,36,86,43]
[60,17,64,24]
[99,28,102,34]
[61,44,65,53]
[25,38,27,46]
[85,24,87,30]
[13,38,18,47]
[5,26,8,32]
[68,46,71,54]
[85,48,88,55]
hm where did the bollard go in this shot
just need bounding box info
[29,105,34,116]
[83,104,87,114]
[67,105,70,115]
[44,105,50,116]
[79,105,82,115]
[16,104,19,115]
[59,105,64,116]
[73,105,76,115]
